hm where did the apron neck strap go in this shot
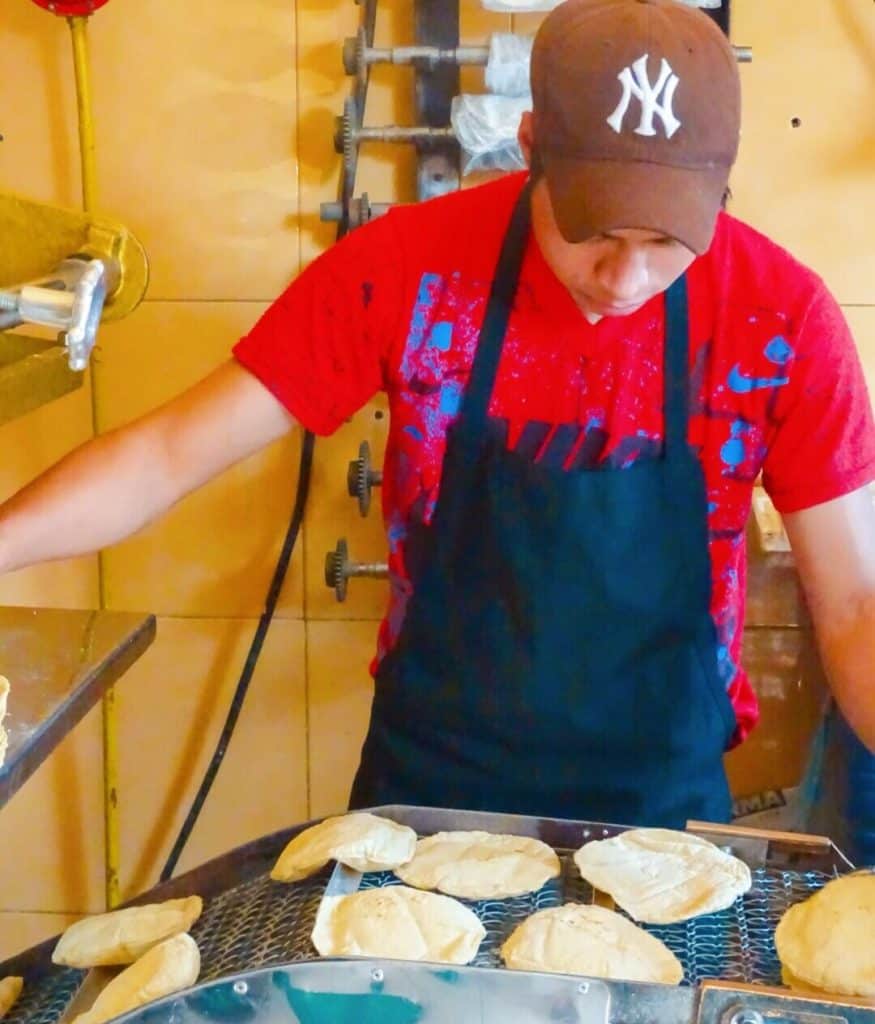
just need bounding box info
[458,180,533,434]
[662,273,690,457]
[459,177,691,457]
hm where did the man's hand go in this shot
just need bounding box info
[784,485,875,753]
[0,360,296,574]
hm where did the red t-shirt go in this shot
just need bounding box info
[234,172,875,745]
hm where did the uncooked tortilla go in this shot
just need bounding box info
[271,812,417,882]
[775,873,875,998]
[52,895,203,967]
[501,904,684,983]
[0,677,9,768]
[573,828,752,924]
[0,976,23,1019]
[312,885,485,964]
[395,830,560,899]
[71,932,200,1024]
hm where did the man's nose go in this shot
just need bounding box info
[595,244,648,301]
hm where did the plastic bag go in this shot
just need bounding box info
[451,94,530,175]
[485,33,533,98]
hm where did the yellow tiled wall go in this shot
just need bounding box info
[0,0,873,960]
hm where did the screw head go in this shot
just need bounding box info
[233,980,249,996]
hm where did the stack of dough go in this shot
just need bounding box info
[395,830,560,899]
[271,813,417,882]
[501,904,684,983]
[52,897,203,1024]
[573,828,752,923]
[0,677,10,768]
[0,977,23,1020]
[775,873,875,999]
[312,885,485,964]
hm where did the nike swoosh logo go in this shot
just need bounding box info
[727,364,790,394]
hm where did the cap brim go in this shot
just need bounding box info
[541,154,729,255]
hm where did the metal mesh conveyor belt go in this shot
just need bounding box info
[1,807,856,1024]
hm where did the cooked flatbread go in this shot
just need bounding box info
[502,904,683,983]
[0,976,23,1019]
[72,932,200,1024]
[52,895,203,967]
[775,873,875,998]
[312,885,485,964]
[271,812,416,882]
[395,830,560,899]
[573,828,751,924]
[0,677,10,769]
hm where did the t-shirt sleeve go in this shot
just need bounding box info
[233,212,407,436]
[762,282,875,513]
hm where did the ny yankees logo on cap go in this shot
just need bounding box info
[607,55,681,139]
[530,0,742,254]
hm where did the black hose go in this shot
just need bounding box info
[159,429,315,882]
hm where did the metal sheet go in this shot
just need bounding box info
[0,606,156,807]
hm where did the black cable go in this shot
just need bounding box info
[159,430,315,882]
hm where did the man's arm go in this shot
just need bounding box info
[783,485,875,753]
[0,360,296,574]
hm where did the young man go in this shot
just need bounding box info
[1,0,874,826]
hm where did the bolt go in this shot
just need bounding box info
[729,1010,764,1024]
[233,980,248,996]
[371,968,384,983]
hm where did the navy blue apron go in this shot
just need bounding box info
[350,182,736,827]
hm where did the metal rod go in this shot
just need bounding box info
[353,124,456,144]
[363,44,488,67]
[354,39,751,69]
[69,16,98,214]
[69,11,120,910]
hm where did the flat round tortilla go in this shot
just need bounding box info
[311,885,485,965]
[501,904,683,983]
[271,813,417,882]
[394,830,560,899]
[573,828,752,924]
[71,932,200,1024]
[52,896,203,967]
[775,873,875,998]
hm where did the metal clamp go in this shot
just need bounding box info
[324,538,388,602]
[347,441,383,517]
[0,256,109,370]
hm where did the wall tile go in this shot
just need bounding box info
[115,616,307,899]
[0,706,104,914]
[0,912,82,964]
[307,620,376,818]
[730,0,875,304]
[88,0,299,301]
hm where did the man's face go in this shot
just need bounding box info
[530,177,697,323]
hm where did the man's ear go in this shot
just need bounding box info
[518,110,535,166]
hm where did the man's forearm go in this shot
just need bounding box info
[816,600,875,754]
[0,424,175,574]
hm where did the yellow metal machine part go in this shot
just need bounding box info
[0,191,149,427]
